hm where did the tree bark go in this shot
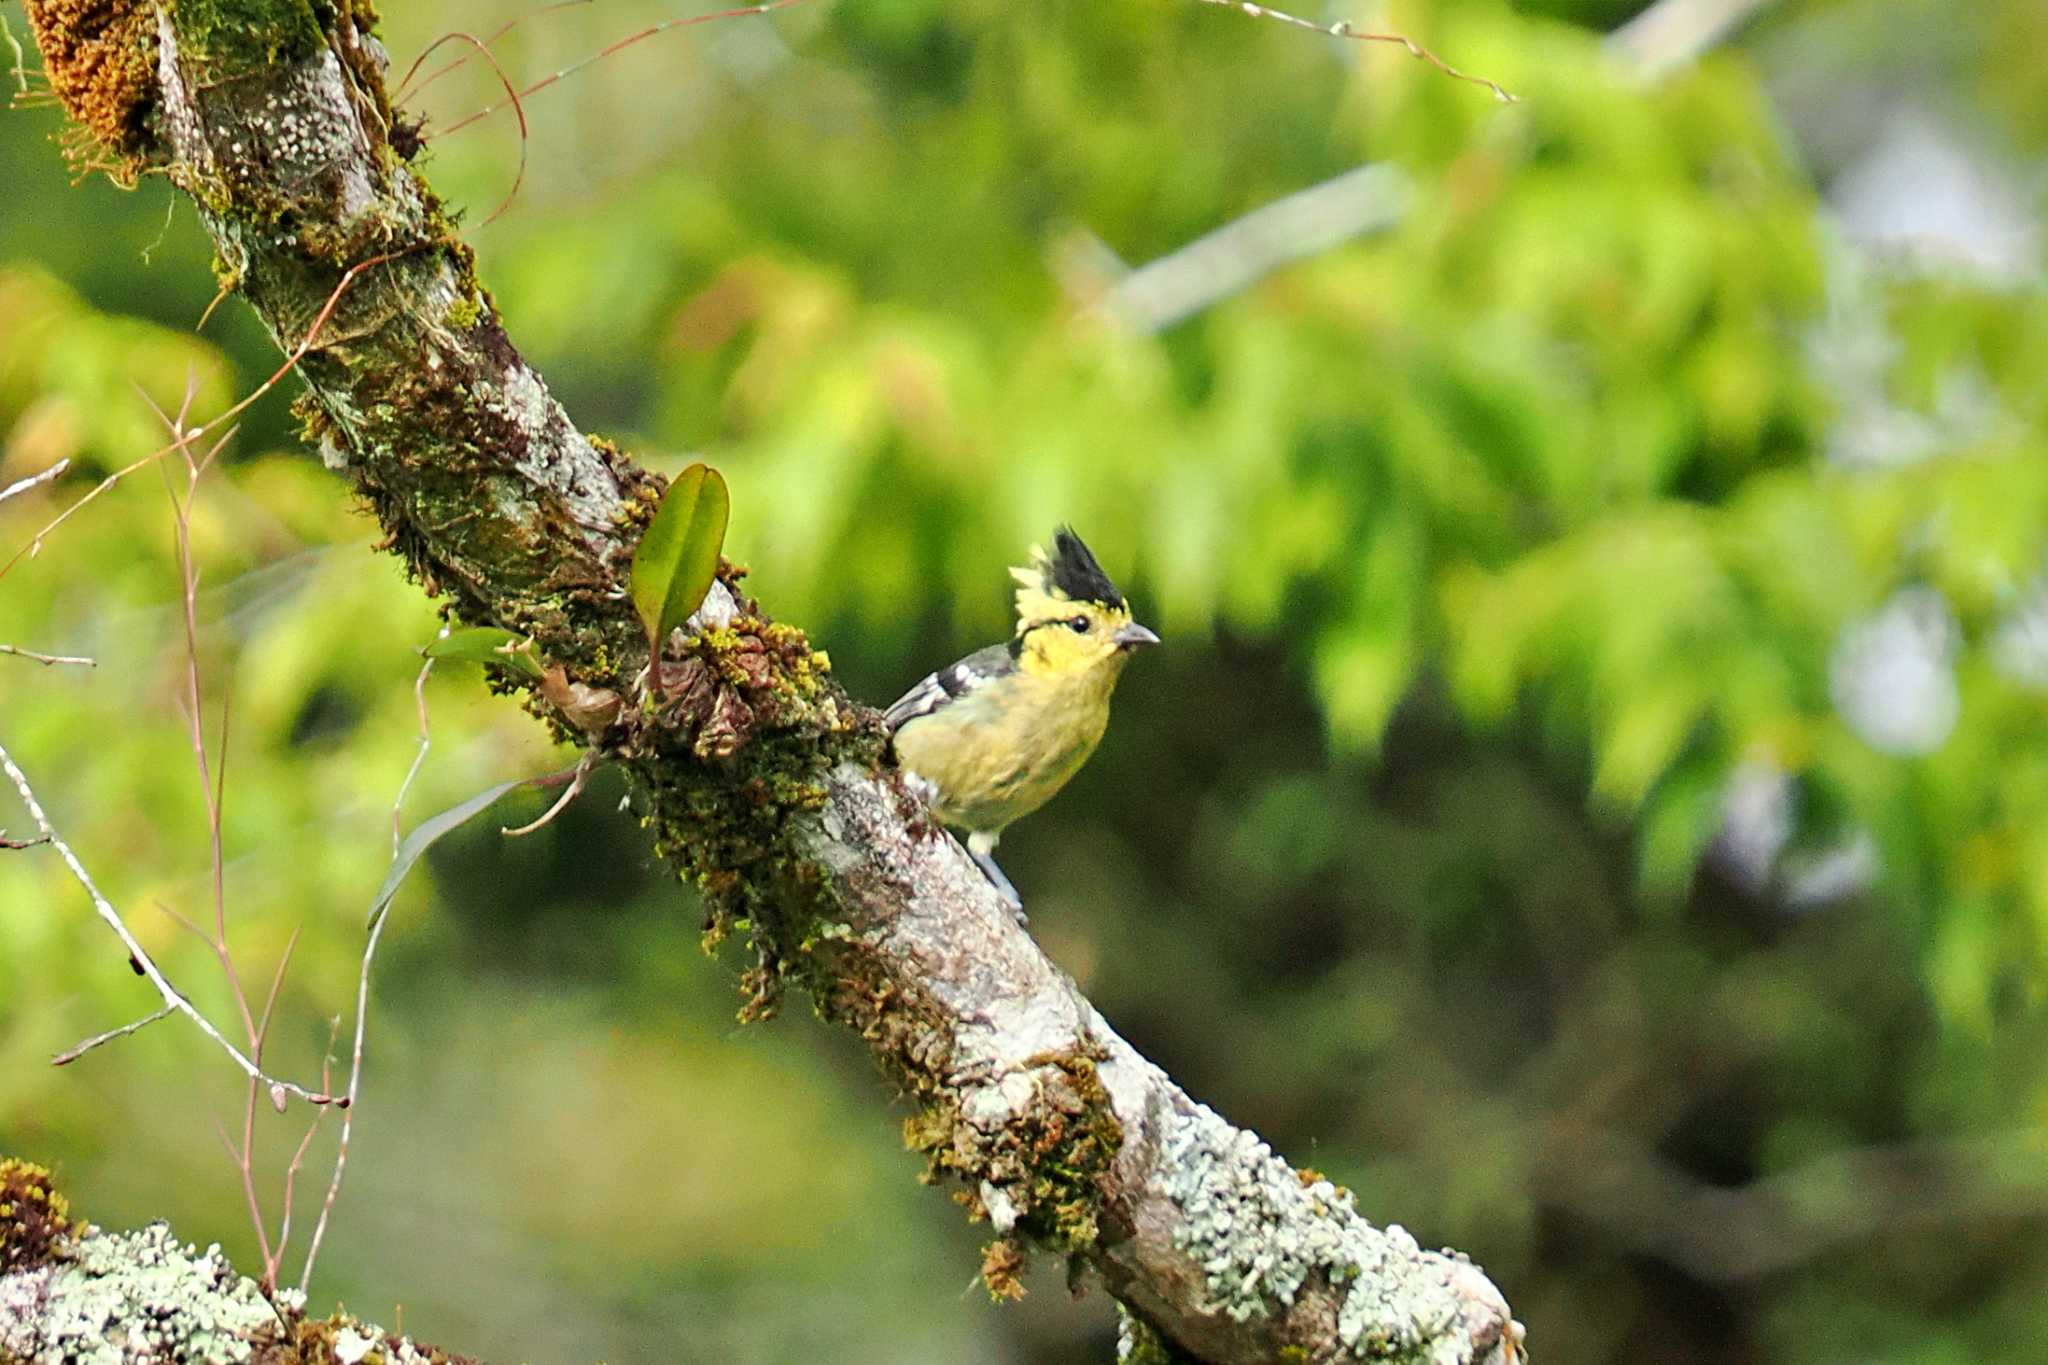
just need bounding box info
[17,4,1521,1360]
[0,1166,476,1365]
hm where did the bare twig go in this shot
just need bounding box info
[51,1005,178,1066]
[392,655,436,852]
[1192,0,1518,103]
[0,737,339,1104]
[393,0,593,105]
[0,251,417,586]
[153,897,214,946]
[395,31,531,226]
[0,10,30,98]
[143,379,315,1290]
[301,651,442,1291]
[272,1018,342,1280]
[240,927,303,1290]
[431,0,819,139]
[501,748,598,836]
[0,457,68,505]
[1607,0,1778,80]
[145,382,262,1049]
[0,644,95,667]
[1099,163,1409,331]
[297,872,387,1292]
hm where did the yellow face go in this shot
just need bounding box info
[1014,598,1141,679]
[1006,530,1159,681]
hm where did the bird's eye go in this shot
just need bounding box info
[1068,616,1092,633]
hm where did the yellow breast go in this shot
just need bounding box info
[893,667,1115,837]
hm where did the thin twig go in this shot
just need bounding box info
[0,10,30,98]
[0,458,68,506]
[153,897,214,946]
[0,738,340,1104]
[431,0,818,139]
[145,382,299,1285]
[241,926,302,1289]
[148,383,262,1053]
[297,882,386,1292]
[396,31,532,226]
[0,251,418,586]
[272,1017,341,1278]
[1192,0,1518,103]
[393,655,436,853]
[301,649,437,1291]
[502,748,598,836]
[0,644,95,667]
[51,1005,178,1066]
[394,0,594,105]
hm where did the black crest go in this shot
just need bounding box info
[1048,526,1125,610]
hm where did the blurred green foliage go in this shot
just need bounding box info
[6,0,2048,1361]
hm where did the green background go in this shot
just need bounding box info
[5,0,2048,1360]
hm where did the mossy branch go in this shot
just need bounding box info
[0,1160,477,1364]
[18,3,1521,1360]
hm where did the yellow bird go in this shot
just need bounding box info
[886,527,1158,910]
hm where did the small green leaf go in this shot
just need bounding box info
[367,776,537,930]
[631,462,730,649]
[423,627,544,680]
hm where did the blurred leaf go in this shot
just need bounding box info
[423,627,543,680]
[367,776,541,930]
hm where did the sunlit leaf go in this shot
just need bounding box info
[630,462,729,649]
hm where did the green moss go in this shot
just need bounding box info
[168,0,324,79]
[617,570,880,1021]
[444,293,481,331]
[0,1157,78,1274]
[902,1048,1123,1265]
[1116,1308,1199,1364]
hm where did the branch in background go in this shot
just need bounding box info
[1607,0,1779,80]
[1088,0,1774,333]
[15,2,1520,1359]
[1539,1123,2048,1283]
[1093,164,1411,332]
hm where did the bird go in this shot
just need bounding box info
[885,526,1159,911]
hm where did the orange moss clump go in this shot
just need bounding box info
[0,1157,78,1273]
[24,0,157,179]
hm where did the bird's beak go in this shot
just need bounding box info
[1113,622,1161,650]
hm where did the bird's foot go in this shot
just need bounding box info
[970,847,1028,925]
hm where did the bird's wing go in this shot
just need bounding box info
[884,642,1015,735]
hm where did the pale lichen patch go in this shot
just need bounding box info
[1160,1103,1473,1360]
[0,1221,275,1364]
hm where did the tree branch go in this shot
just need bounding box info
[18,4,1519,1359]
[0,1164,477,1365]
